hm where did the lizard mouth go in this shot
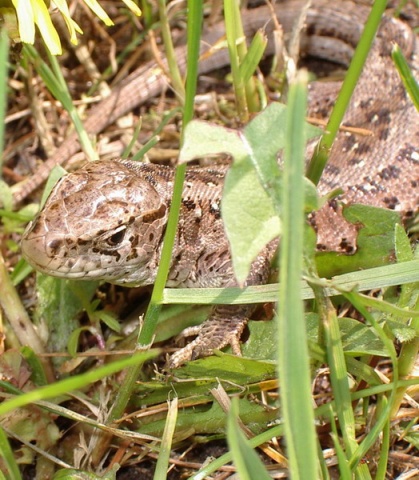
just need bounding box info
[21,229,151,286]
[21,233,93,279]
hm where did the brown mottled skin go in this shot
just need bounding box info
[21,1,418,366]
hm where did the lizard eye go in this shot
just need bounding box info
[107,228,126,246]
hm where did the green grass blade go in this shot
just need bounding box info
[313,287,359,464]
[23,44,97,161]
[153,397,178,480]
[392,43,419,111]
[223,0,261,118]
[0,350,157,417]
[375,397,390,480]
[238,30,267,84]
[390,226,419,415]
[223,0,248,120]
[162,259,419,305]
[0,427,22,480]
[227,399,272,480]
[190,424,284,480]
[344,293,398,470]
[277,70,318,479]
[329,414,352,479]
[157,0,185,103]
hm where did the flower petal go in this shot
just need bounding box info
[121,0,142,16]
[11,0,35,44]
[51,0,83,45]
[82,0,114,26]
[31,0,62,54]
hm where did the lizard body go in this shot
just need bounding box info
[21,1,419,365]
[21,160,275,366]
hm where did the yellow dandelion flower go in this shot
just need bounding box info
[5,0,141,55]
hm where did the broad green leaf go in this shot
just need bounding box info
[306,315,387,357]
[223,158,280,284]
[385,318,417,343]
[35,275,98,366]
[137,391,277,438]
[179,103,321,284]
[243,102,320,207]
[316,205,401,277]
[180,121,246,162]
[395,223,414,263]
[176,353,276,382]
[241,320,277,360]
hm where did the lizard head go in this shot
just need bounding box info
[21,160,168,286]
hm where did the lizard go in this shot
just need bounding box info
[21,160,277,367]
[20,1,419,367]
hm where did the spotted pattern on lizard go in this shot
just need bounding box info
[22,161,275,366]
